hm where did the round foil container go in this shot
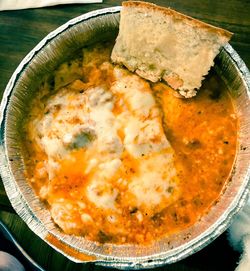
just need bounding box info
[0,7,250,270]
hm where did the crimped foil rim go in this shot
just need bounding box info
[0,7,250,270]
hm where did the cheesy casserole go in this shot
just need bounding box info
[23,43,237,244]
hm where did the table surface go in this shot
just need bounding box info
[0,0,249,270]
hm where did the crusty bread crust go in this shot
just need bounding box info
[123,1,232,40]
[112,1,233,98]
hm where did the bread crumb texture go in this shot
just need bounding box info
[111,1,232,98]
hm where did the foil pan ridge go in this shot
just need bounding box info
[0,7,250,270]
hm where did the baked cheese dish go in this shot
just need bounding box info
[23,43,237,244]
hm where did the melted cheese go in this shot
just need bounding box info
[25,48,180,242]
[129,153,177,206]
[31,66,178,210]
[86,181,118,210]
[112,67,171,159]
[24,44,238,244]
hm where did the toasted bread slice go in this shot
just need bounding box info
[111,1,232,98]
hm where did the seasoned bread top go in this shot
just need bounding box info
[111,1,232,98]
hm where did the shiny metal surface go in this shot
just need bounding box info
[0,220,45,271]
[0,7,249,269]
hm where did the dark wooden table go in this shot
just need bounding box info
[0,1,249,270]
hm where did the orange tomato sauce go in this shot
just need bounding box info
[152,73,237,232]
[23,43,237,245]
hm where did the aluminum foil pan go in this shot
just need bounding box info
[0,7,250,270]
